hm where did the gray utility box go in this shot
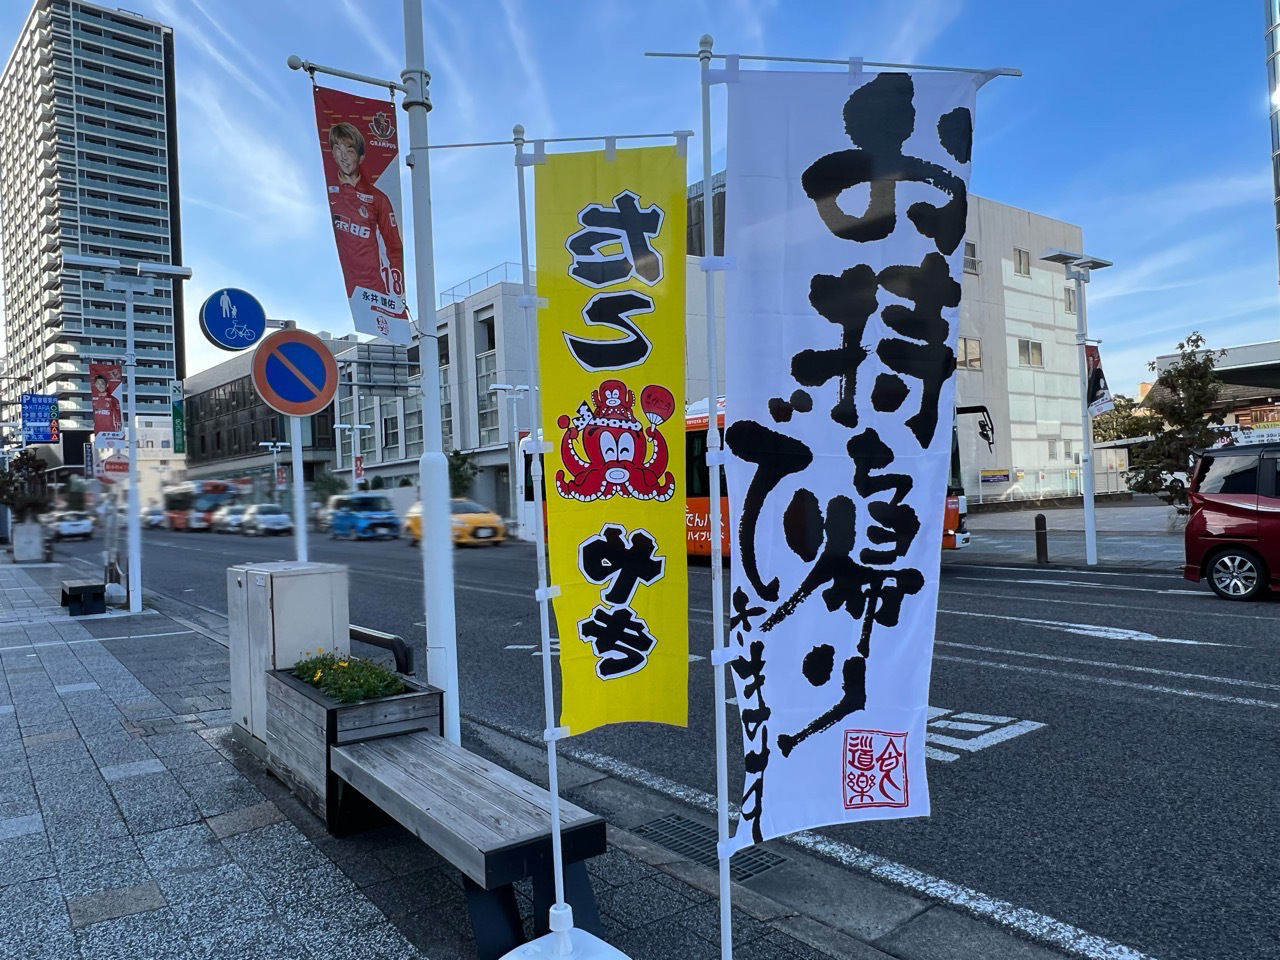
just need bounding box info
[228,561,350,748]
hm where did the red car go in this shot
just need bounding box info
[1183,442,1280,600]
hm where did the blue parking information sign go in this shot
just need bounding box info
[199,287,266,351]
[21,393,59,444]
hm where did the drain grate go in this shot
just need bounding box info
[633,814,785,882]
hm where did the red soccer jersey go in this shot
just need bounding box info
[327,177,405,298]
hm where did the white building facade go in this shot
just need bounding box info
[0,0,183,440]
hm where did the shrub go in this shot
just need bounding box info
[292,650,405,703]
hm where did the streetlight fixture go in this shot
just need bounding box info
[62,253,192,612]
[334,365,373,492]
[490,383,528,537]
[259,441,290,505]
[1040,248,1113,566]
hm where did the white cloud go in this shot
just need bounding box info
[877,0,964,64]
[497,0,553,136]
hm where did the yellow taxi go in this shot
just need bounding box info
[403,499,508,547]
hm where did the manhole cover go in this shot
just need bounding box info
[634,814,785,882]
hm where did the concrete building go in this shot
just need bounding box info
[0,0,183,462]
[181,330,341,503]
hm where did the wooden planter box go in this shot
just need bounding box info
[265,669,442,829]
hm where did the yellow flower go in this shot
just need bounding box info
[313,669,323,681]
[339,661,349,668]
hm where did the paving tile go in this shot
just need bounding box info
[205,799,284,838]
[20,726,79,747]
[67,880,167,929]
[361,867,466,917]
[872,906,1068,960]
[100,758,167,781]
[74,907,195,960]
[0,812,44,840]
[612,920,723,960]
[292,918,430,960]
[60,856,155,900]
[186,919,312,960]
[181,771,266,819]
[154,862,272,936]
[137,823,230,876]
[598,875,709,931]
[55,681,100,694]
[107,771,202,835]
[3,876,70,943]
[336,850,395,887]
[0,832,56,886]
[222,820,344,889]
[0,705,14,716]
[52,836,140,874]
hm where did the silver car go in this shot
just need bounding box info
[242,504,293,536]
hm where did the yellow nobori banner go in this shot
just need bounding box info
[535,146,688,734]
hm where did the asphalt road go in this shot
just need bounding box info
[54,529,1280,960]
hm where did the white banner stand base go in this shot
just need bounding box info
[501,904,629,959]
[500,930,630,959]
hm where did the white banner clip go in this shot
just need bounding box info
[705,54,740,86]
[516,294,548,310]
[699,256,736,272]
[544,726,570,742]
[849,57,864,84]
[674,131,693,157]
[535,585,561,602]
[705,448,727,466]
[604,136,617,163]
[710,646,736,667]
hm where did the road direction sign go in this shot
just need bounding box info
[251,329,339,417]
[20,393,59,444]
[200,287,267,351]
[103,456,129,474]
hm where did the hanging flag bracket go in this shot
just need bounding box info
[710,647,736,667]
[705,448,727,466]
[700,256,736,272]
[535,585,561,602]
[517,294,548,309]
[544,726,570,742]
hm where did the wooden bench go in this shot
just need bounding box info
[59,579,106,617]
[330,730,607,960]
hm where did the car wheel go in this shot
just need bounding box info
[1207,548,1268,601]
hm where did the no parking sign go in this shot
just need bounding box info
[251,329,339,417]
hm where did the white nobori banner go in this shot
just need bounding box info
[722,68,976,850]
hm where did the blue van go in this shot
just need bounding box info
[327,494,400,540]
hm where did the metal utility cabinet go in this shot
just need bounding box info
[228,562,350,750]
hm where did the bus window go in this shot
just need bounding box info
[687,428,726,498]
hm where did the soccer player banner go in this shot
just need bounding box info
[535,146,688,733]
[1085,345,1115,417]
[722,69,977,850]
[90,362,123,439]
[312,85,412,345]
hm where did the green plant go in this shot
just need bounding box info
[0,450,52,522]
[397,477,413,487]
[370,475,385,490]
[1129,332,1226,507]
[448,449,479,497]
[311,471,348,500]
[1092,394,1153,444]
[292,649,405,704]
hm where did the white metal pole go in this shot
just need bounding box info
[402,0,461,746]
[699,34,734,960]
[506,391,519,531]
[125,284,142,614]
[351,378,360,492]
[516,124,574,946]
[290,418,308,562]
[1075,270,1097,566]
[272,447,279,505]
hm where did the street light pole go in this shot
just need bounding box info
[490,383,527,536]
[334,373,372,493]
[259,441,289,505]
[1040,249,1113,567]
[402,0,460,746]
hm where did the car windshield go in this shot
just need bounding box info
[451,500,487,514]
[63,513,87,521]
[351,497,393,512]
[256,505,283,515]
[227,506,245,515]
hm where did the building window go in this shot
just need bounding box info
[405,406,424,459]
[476,351,498,446]
[475,313,495,353]
[1014,247,1031,277]
[963,241,979,275]
[1047,439,1058,461]
[382,414,399,451]
[1065,285,1077,314]
[1017,338,1043,367]
[1064,439,1073,460]
[957,337,981,369]
[439,364,453,452]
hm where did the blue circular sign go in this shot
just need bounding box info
[199,287,267,351]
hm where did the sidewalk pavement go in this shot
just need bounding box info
[0,557,1078,960]
[951,500,1186,572]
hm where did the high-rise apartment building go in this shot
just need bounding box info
[0,0,182,440]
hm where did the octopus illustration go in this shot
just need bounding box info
[556,379,676,502]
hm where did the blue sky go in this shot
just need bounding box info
[5,0,1276,392]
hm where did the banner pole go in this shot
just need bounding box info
[699,34,735,960]
[515,125,574,945]
[289,416,309,562]
[401,0,461,745]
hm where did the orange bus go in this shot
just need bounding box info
[162,480,237,531]
[684,401,989,556]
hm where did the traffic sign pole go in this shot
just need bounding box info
[290,417,309,562]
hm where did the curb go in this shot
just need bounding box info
[942,556,1184,576]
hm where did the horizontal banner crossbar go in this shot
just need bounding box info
[646,50,1021,77]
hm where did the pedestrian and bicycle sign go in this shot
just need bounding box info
[200,287,266,351]
[251,329,339,417]
[21,393,59,444]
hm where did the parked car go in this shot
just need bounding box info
[242,504,293,536]
[327,494,399,540]
[211,504,247,534]
[53,511,94,541]
[404,499,507,547]
[142,506,166,529]
[1183,442,1280,601]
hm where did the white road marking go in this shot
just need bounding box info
[946,564,1175,580]
[938,608,1223,646]
[929,720,990,732]
[504,644,536,650]
[938,589,1279,621]
[927,720,1046,752]
[925,747,959,762]
[952,711,1015,724]
[937,640,1280,692]
[951,576,1203,596]
[937,654,1280,709]
[467,717,1157,960]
